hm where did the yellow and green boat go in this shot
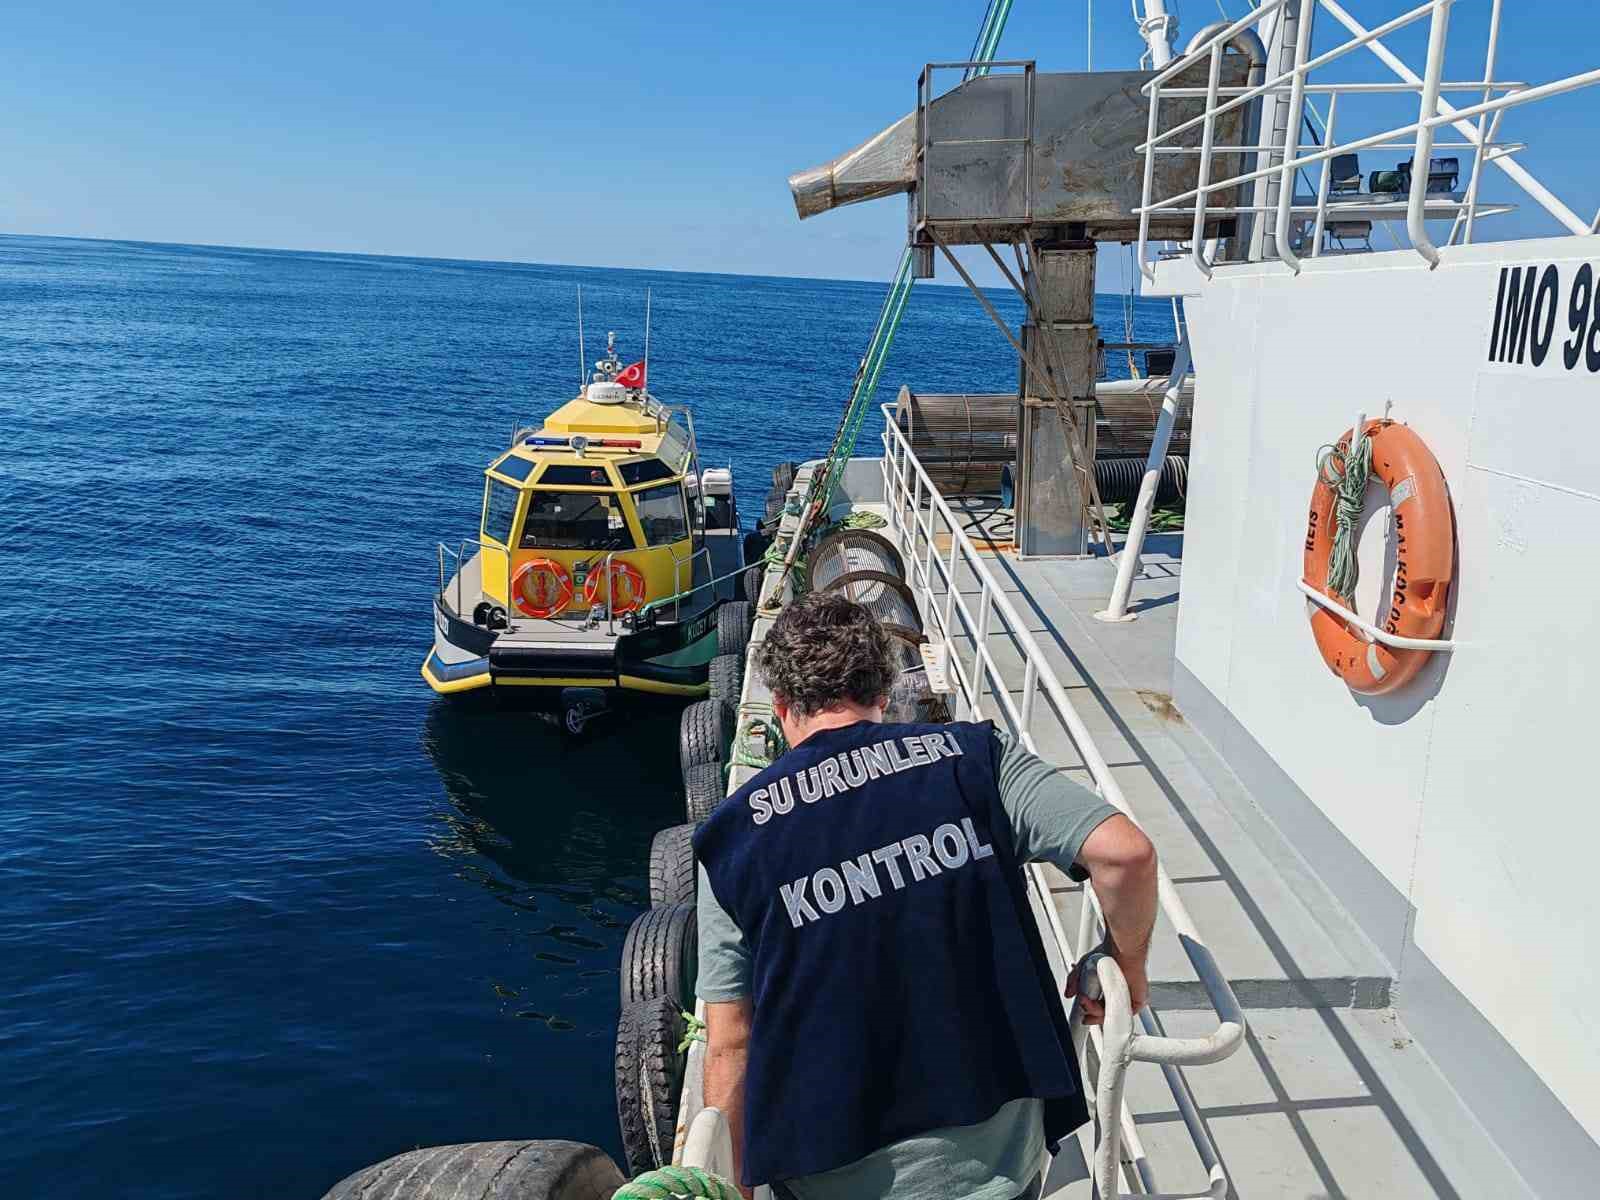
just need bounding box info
[422,334,748,731]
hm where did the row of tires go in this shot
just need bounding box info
[612,589,756,1176]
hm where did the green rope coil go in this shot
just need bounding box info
[1316,424,1375,600]
[728,702,787,771]
[677,1010,705,1055]
[612,1165,741,1200]
[818,509,888,539]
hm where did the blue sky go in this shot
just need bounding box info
[3,1,1596,284]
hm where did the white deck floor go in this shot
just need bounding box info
[892,498,1532,1200]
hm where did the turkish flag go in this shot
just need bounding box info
[615,361,646,389]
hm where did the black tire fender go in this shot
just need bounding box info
[708,652,743,708]
[716,601,753,659]
[614,997,688,1177]
[648,824,698,908]
[741,564,766,608]
[320,1140,624,1200]
[682,760,725,824]
[679,698,732,775]
[619,901,697,1011]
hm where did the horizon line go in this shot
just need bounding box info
[0,229,1149,299]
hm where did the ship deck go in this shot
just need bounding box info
[904,496,1530,1198]
[693,461,1534,1199]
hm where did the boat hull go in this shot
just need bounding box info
[421,591,720,709]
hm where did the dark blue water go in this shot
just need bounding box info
[0,234,1174,1198]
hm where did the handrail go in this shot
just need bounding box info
[437,536,507,622]
[1136,0,1600,278]
[880,407,1246,1198]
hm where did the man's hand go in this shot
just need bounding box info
[1065,936,1152,1026]
[1069,814,1158,1025]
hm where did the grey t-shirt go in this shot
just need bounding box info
[696,726,1118,1200]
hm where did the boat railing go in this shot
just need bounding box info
[881,406,1246,1199]
[1136,0,1600,278]
[435,537,509,620]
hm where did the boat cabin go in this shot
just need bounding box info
[476,381,709,623]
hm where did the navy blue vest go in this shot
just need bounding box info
[693,719,1087,1186]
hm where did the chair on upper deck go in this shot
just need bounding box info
[1328,153,1363,196]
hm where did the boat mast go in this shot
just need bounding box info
[577,285,587,390]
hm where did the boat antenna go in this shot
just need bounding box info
[643,288,652,396]
[577,285,586,392]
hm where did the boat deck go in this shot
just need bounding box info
[903,496,1531,1199]
[452,529,745,647]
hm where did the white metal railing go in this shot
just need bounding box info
[1136,0,1600,279]
[436,537,509,620]
[881,410,1246,1199]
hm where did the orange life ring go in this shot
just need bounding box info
[511,557,574,618]
[582,559,647,614]
[1303,419,1454,696]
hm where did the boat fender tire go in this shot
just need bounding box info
[679,698,733,775]
[682,760,725,824]
[319,1139,624,1200]
[708,652,743,708]
[741,564,766,607]
[648,823,698,908]
[716,601,753,658]
[742,529,771,565]
[1303,419,1455,696]
[619,901,697,1011]
[614,997,688,1177]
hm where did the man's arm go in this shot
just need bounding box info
[703,998,755,1200]
[1070,814,1158,1021]
[695,864,756,1195]
[993,730,1159,1021]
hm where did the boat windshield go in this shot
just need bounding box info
[482,479,520,546]
[520,490,635,551]
[657,418,692,472]
[635,482,689,546]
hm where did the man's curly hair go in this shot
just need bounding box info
[755,592,896,718]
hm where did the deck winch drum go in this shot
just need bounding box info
[1302,420,1454,696]
[808,528,908,592]
[809,529,921,640]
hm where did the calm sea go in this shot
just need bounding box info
[0,233,1174,1198]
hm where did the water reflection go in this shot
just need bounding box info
[419,699,686,1003]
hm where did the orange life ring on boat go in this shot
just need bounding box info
[582,559,647,614]
[1303,419,1454,696]
[511,557,574,618]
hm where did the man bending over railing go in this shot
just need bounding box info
[693,593,1159,1200]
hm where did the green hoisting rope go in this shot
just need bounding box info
[612,1165,741,1200]
[972,0,1016,74]
[768,0,1017,603]
[1316,424,1375,599]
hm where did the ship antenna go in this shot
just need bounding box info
[576,285,586,391]
[643,288,652,397]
